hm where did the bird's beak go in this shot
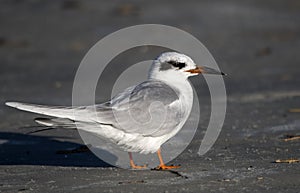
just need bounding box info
[185,66,226,76]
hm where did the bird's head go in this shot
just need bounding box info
[149,52,225,80]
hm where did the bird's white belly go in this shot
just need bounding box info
[85,124,168,154]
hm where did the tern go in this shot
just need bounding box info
[6,52,225,169]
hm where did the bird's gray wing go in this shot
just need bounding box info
[95,80,184,137]
[6,81,185,137]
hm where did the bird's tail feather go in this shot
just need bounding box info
[34,117,76,128]
[5,102,78,120]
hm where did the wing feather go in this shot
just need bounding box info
[95,80,184,137]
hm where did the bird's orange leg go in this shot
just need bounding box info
[128,152,147,169]
[155,148,180,170]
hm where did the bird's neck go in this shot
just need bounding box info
[148,70,193,105]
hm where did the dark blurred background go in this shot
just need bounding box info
[0,0,299,192]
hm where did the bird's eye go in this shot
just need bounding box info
[167,61,186,69]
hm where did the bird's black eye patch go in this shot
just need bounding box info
[167,60,186,69]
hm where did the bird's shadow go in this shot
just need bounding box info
[0,130,116,167]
